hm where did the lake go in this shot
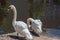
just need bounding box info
[43,28,60,38]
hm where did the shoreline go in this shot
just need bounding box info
[0,32,60,40]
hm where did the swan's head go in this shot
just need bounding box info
[8,5,15,10]
[23,29,33,40]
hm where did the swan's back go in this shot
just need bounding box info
[34,19,42,25]
[16,21,27,29]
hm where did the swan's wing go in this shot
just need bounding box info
[13,21,27,32]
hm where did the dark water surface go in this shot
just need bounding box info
[43,28,60,38]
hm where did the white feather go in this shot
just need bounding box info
[27,18,43,36]
[9,5,33,40]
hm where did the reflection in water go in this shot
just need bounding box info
[43,28,60,38]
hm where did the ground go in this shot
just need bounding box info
[0,32,60,40]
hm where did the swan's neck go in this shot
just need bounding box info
[12,7,17,24]
[27,18,34,28]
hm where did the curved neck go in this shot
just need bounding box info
[12,6,17,23]
[27,18,34,28]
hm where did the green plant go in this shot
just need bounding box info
[0,0,9,25]
[0,0,14,33]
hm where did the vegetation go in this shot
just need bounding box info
[28,0,60,28]
[28,0,46,18]
[0,0,14,33]
[53,0,60,5]
[28,0,33,18]
[0,0,9,25]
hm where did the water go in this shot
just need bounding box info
[0,29,5,34]
[43,28,60,38]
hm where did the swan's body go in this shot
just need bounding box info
[9,5,32,40]
[27,18,43,36]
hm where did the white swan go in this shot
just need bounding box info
[9,5,33,40]
[27,18,43,36]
